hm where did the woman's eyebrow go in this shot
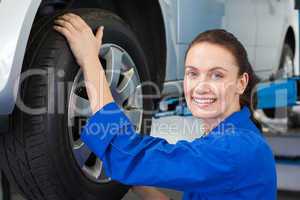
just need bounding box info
[185,65,228,72]
[209,66,228,72]
[185,65,198,70]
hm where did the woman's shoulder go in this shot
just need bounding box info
[194,118,276,189]
[206,117,262,142]
[223,121,275,168]
[204,118,272,156]
[194,114,274,161]
[224,122,277,189]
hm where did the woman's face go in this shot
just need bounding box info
[184,42,248,120]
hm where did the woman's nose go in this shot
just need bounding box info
[193,80,212,94]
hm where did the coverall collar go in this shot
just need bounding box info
[206,105,252,137]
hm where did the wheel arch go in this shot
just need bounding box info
[115,0,167,109]
[0,0,42,115]
[275,25,297,75]
[98,0,167,95]
[282,26,297,76]
[285,26,296,56]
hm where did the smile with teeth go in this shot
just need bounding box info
[192,97,217,105]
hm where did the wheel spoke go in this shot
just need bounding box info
[69,93,92,119]
[95,158,109,180]
[127,84,143,108]
[92,159,103,180]
[82,159,103,181]
[124,108,143,132]
[117,68,138,104]
[104,46,124,89]
[73,144,91,168]
[283,56,293,77]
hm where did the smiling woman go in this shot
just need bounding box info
[184,32,255,133]
[186,29,264,130]
[55,13,277,200]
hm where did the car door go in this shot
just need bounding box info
[254,0,287,77]
[222,0,257,70]
[176,0,257,79]
[176,0,226,80]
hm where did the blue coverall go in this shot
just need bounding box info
[80,101,277,200]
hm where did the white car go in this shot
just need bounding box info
[0,0,299,199]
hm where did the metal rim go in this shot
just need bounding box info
[67,43,144,183]
[256,46,295,133]
[274,50,294,118]
[279,50,294,79]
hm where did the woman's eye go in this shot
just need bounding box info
[211,73,223,80]
[186,71,198,77]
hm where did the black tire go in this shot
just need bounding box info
[263,43,300,128]
[1,172,11,200]
[0,9,155,200]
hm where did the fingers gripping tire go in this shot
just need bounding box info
[0,9,155,200]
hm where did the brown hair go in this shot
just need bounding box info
[185,29,261,128]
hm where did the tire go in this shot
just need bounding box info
[1,172,11,200]
[263,43,300,128]
[0,9,155,200]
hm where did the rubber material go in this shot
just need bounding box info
[0,8,155,200]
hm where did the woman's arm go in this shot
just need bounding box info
[79,101,236,193]
[81,58,114,114]
[53,13,113,114]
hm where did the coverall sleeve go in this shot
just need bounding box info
[80,101,237,193]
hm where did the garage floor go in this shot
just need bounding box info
[9,115,300,200]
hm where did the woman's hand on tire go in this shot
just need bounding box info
[53,13,104,68]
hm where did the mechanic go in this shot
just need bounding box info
[53,13,277,200]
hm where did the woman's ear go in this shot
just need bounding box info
[237,72,249,95]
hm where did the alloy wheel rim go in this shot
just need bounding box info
[67,43,144,183]
[279,53,294,79]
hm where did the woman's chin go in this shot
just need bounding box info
[191,108,216,118]
[193,111,220,119]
